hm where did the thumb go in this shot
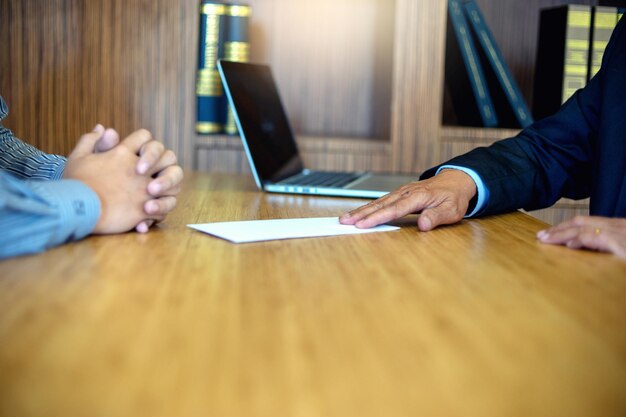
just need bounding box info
[418,203,463,231]
[68,125,105,158]
[95,128,121,153]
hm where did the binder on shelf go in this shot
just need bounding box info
[462,0,533,128]
[589,6,617,79]
[533,5,592,120]
[196,1,228,135]
[444,0,498,128]
[223,4,252,135]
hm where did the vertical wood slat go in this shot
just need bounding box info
[0,0,197,168]
[390,0,447,173]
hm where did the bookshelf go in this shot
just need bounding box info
[194,0,400,172]
[194,0,446,176]
[193,0,598,224]
[0,0,604,225]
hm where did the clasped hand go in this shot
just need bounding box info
[63,125,183,234]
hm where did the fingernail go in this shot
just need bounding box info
[92,124,103,132]
[149,182,162,194]
[138,161,149,174]
[537,230,549,240]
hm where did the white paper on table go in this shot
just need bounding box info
[187,217,399,243]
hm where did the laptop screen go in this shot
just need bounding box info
[218,60,304,184]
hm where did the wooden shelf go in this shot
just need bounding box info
[440,126,522,143]
[195,134,389,150]
[193,134,392,172]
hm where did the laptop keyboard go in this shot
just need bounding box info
[278,171,363,188]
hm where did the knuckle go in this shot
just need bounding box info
[390,204,403,218]
[156,141,166,154]
[137,128,152,139]
[79,132,93,142]
[164,149,177,165]
[147,141,164,156]
[112,145,128,157]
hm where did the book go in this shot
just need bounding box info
[196,2,228,134]
[462,0,533,128]
[444,0,498,127]
[589,6,618,79]
[533,5,592,120]
[618,8,625,22]
[223,4,252,135]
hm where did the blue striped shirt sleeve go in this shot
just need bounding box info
[0,95,66,180]
[0,127,67,180]
[0,171,101,259]
[0,96,101,258]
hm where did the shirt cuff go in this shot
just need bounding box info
[29,179,101,242]
[436,165,489,217]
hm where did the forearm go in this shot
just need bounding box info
[0,172,100,259]
[422,79,599,217]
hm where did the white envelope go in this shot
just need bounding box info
[188,217,399,243]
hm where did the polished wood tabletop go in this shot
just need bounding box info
[1,172,625,417]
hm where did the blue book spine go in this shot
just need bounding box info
[447,0,498,127]
[618,8,625,22]
[463,0,533,128]
[196,2,228,135]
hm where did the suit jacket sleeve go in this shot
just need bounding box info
[420,18,625,217]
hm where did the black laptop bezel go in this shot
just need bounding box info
[217,60,305,187]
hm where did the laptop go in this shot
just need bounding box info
[217,60,417,198]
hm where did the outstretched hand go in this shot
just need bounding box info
[339,169,477,231]
[537,216,626,259]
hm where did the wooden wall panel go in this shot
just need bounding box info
[245,0,395,140]
[0,0,197,167]
[390,0,447,173]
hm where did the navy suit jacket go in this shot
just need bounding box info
[422,18,626,218]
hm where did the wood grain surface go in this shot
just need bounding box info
[0,0,198,166]
[0,172,625,417]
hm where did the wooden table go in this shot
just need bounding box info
[1,173,625,417]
